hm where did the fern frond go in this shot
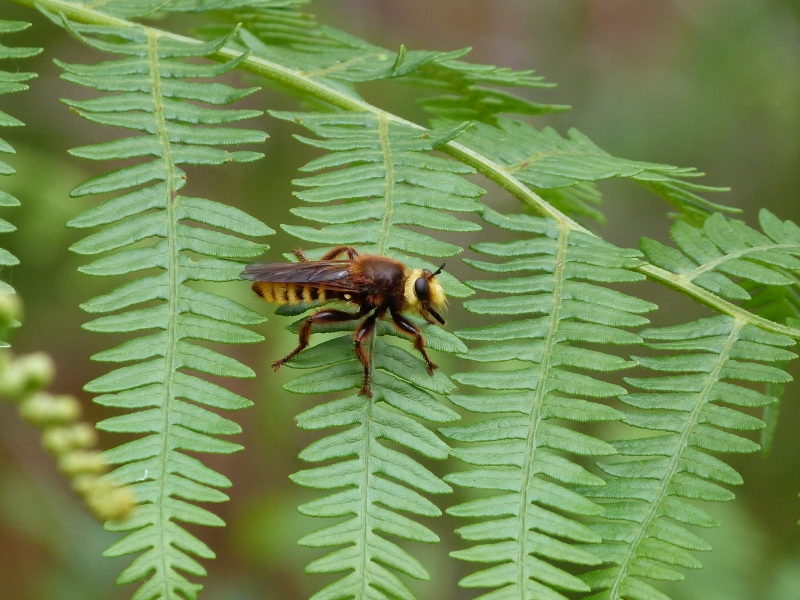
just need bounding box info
[274,110,482,600]
[225,10,741,235]
[68,0,305,20]
[642,210,800,304]
[739,282,800,454]
[452,118,733,224]
[0,20,41,305]
[238,27,470,94]
[55,16,273,599]
[580,315,795,600]
[410,56,568,123]
[271,110,481,293]
[440,207,656,600]
[229,4,567,121]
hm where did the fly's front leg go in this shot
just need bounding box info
[390,310,438,375]
[419,309,437,325]
[273,309,362,370]
[320,245,360,261]
[354,307,387,397]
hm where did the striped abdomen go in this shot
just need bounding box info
[252,282,330,305]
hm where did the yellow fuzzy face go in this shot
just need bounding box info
[404,268,447,320]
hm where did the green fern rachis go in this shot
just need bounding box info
[442,208,655,600]
[581,315,794,600]
[56,17,273,600]
[275,110,480,600]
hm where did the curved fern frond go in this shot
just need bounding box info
[0,20,41,306]
[275,110,482,600]
[440,208,656,600]
[580,315,795,600]
[11,0,743,313]
[56,17,273,599]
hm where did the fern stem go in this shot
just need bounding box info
[444,143,590,232]
[376,113,394,256]
[357,402,374,597]
[638,262,800,338]
[517,224,569,596]
[148,29,180,597]
[685,243,800,279]
[606,318,744,600]
[15,0,800,340]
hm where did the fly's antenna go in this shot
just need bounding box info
[433,263,445,276]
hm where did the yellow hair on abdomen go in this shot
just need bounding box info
[287,284,300,305]
[253,282,275,303]
[273,283,287,304]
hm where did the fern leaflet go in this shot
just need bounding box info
[641,210,800,304]
[0,19,41,304]
[440,208,656,600]
[580,315,795,600]
[740,284,800,453]
[451,118,733,224]
[55,16,273,599]
[273,110,481,600]
[409,54,568,124]
[225,2,566,118]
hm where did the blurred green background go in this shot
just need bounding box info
[0,1,799,599]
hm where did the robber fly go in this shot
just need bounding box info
[241,245,446,397]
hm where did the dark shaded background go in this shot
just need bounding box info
[0,1,799,599]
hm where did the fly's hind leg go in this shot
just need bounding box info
[390,310,438,375]
[292,248,310,261]
[273,308,363,371]
[354,307,387,397]
[320,246,360,261]
[292,247,357,262]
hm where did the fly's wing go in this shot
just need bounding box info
[240,260,358,293]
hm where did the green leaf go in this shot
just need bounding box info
[0,19,40,313]
[583,315,794,600]
[268,108,482,600]
[444,210,646,600]
[448,118,734,224]
[641,211,800,302]
[58,18,271,600]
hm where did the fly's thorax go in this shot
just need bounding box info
[357,256,405,286]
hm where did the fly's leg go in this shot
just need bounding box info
[292,248,310,261]
[354,306,387,396]
[320,245,360,261]
[390,310,438,375]
[273,309,363,370]
[419,308,437,325]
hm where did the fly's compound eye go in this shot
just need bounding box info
[414,277,430,301]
